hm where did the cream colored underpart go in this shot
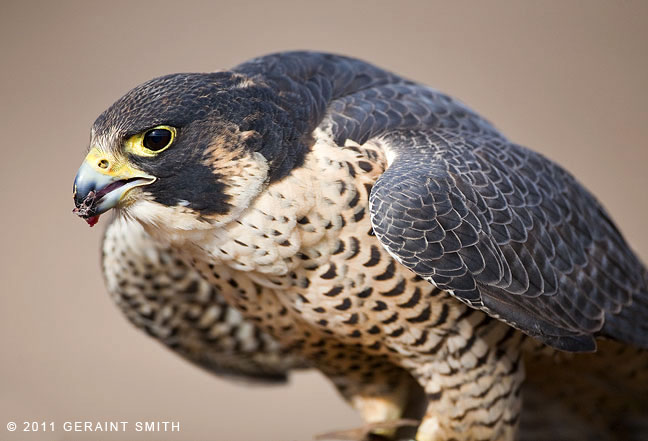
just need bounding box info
[134,132,385,286]
[125,197,215,244]
[101,214,306,378]
[416,417,441,441]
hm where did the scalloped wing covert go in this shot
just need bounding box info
[369,130,648,351]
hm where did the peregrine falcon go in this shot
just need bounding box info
[73,52,648,441]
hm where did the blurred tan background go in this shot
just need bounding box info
[1,1,647,440]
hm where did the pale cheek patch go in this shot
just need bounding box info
[199,129,269,223]
[205,151,269,225]
[221,151,269,204]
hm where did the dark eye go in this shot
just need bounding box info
[143,128,173,151]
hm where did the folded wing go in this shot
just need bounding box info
[369,129,648,351]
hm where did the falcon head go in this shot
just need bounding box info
[73,72,307,230]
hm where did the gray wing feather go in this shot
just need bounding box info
[369,130,648,351]
[235,51,500,143]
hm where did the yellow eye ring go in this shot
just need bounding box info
[124,125,177,157]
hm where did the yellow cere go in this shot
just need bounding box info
[84,147,148,180]
[124,125,176,157]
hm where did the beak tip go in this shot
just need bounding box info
[72,206,100,227]
[72,189,99,218]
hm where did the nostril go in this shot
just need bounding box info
[98,159,109,169]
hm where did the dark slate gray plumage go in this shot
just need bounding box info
[368,128,648,352]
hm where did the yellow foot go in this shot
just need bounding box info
[315,419,419,441]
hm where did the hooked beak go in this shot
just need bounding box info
[73,147,155,226]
